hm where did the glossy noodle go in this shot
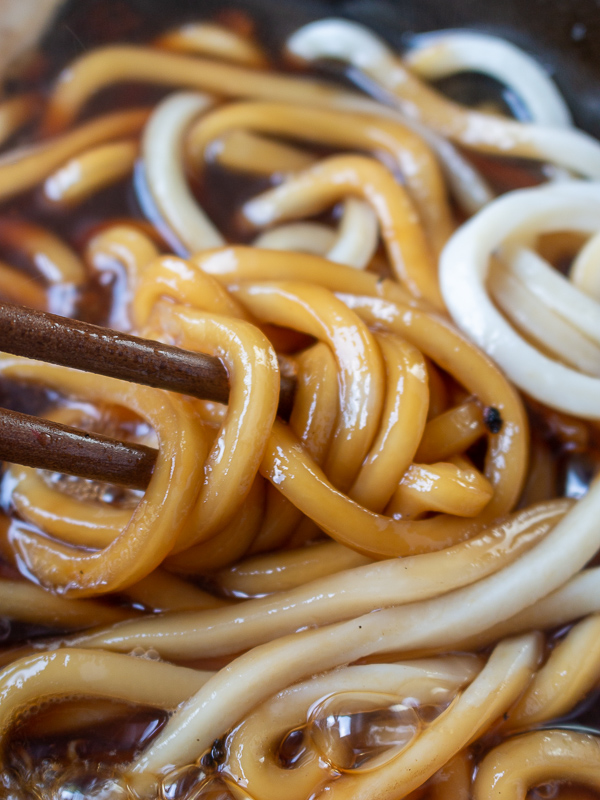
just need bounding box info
[0,6,598,799]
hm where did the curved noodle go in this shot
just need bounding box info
[0,11,598,799]
[473,730,600,799]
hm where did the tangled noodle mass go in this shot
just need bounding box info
[0,7,599,799]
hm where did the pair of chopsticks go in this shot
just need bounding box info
[0,301,295,489]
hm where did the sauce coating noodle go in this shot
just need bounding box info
[0,4,598,799]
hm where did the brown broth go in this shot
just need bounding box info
[0,1,600,798]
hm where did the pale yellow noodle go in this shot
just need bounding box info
[311,635,539,800]
[127,633,539,784]
[570,230,600,301]
[454,568,600,651]
[214,129,317,175]
[0,93,40,148]
[154,22,268,67]
[489,256,600,377]
[0,359,206,596]
[428,751,473,800]
[291,28,600,175]
[187,101,454,253]
[0,648,214,756]
[473,730,600,799]
[123,568,230,612]
[241,155,443,307]
[215,541,370,598]
[502,614,600,730]
[147,301,280,550]
[0,580,133,629]
[43,138,138,206]
[349,333,429,512]
[0,109,149,203]
[226,659,478,800]
[388,459,493,519]
[254,197,380,272]
[254,222,336,258]
[70,500,567,660]
[0,260,47,308]
[415,401,486,463]
[142,92,222,254]
[40,46,366,135]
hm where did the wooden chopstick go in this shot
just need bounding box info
[0,300,296,488]
[0,300,295,417]
[0,406,155,489]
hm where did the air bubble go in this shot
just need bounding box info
[8,761,134,800]
[128,647,161,661]
[160,765,207,800]
[308,691,421,772]
[160,770,256,800]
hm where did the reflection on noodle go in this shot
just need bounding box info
[0,7,598,800]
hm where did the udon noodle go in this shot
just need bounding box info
[0,4,598,798]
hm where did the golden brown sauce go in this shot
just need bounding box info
[0,2,599,798]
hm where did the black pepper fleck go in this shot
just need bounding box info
[210,738,226,764]
[484,406,503,434]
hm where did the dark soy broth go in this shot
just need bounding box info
[0,0,600,797]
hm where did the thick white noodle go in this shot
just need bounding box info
[254,222,336,254]
[479,568,600,642]
[571,232,600,301]
[286,21,492,214]
[326,198,379,268]
[76,502,567,659]
[440,182,600,417]
[288,19,600,179]
[131,482,600,775]
[457,568,600,649]
[237,657,481,729]
[226,657,481,787]
[142,92,224,253]
[405,31,572,127]
[501,245,600,345]
[254,198,378,269]
[488,258,600,376]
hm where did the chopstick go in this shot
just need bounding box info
[0,300,296,488]
[0,301,295,415]
[0,406,155,489]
